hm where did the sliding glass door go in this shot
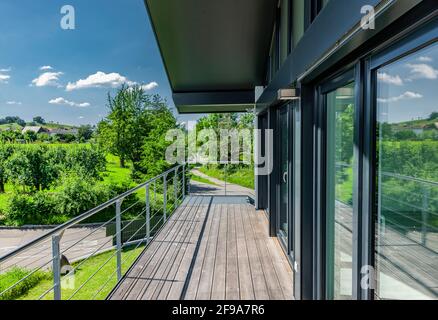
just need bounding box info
[311,17,438,301]
[278,105,289,247]
[373,40,438,300]
[321,72,356,300]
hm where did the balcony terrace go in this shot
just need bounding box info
[109,195,293,300]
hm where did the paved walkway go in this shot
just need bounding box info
[190,169,255,198]
[0,226,112,271]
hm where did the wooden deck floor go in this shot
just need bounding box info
[108,196,294,300]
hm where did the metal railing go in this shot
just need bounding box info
[335,162,438,251]
[0,164,189,300]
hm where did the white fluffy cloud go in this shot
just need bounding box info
[31,72,63,87]
[49,97,90,108]
[6,101,22,105]
[0,74,10,84]
[140,82,159,90]
[377,72,403,86]
[377,91,423,103]
[406,63,438,80]
[66,71,158,92]
[418,56,432,62]
[66,71,134,91]
[0,67,11,84]
[40,65,53,71]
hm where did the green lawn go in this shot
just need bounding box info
[0,123,23,132]
[101,154,133,186]
[16,246,144,300]
[190,173,219,186]
[335,167,353,205]
[198,165,254,189]
[0,267,49,300]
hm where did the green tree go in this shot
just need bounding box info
[336,104,354,165]
[394,130,417,141]
[0,131,22,143]
[429,112,438,120]
[5,146,58,192]
[78,125,94,141]
[141,100,179,177]
[32,116,46,124]
[23,131,37,143]
[97,85,178,175]
[0,145,13,193]
[97,85,133,168]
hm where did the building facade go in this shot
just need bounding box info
[145,0,438,300]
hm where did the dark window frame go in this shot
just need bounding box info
[365,16,438,301]
[287,0,293,54]
[311,15,438,301]
[315,66,360,300]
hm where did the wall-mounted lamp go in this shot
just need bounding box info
[277,88,300,101]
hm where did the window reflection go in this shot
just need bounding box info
[376,42,438,300]
[326,82,355,300]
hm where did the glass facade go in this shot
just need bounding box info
[258,0,436,301]
[326,82,355,300]
[375,42,438,300]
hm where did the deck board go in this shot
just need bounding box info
[211,204,227,299]
[108,196,294,300]
[235,204,255,300]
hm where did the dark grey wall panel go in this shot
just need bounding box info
[256,0,424,112]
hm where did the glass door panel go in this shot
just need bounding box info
[375,42,438,300]
[278,105,289,245]
[326,81,355,300]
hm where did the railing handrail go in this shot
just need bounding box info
[0,164,185,264]
[381,171,438,188]
[335,162,438,187]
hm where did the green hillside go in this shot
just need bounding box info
[43,122,78,130]
[0,123,23,132]
[391,114,438,131]
[0,122,78,132]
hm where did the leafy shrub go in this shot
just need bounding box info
[54,175,114,218]
[65,146,106,179]
[5,191,59,226]
[5,174,139,226]
[0,145,13,193]
[0,267,49,300]
[3,145,106,193]
[5,146,60,191]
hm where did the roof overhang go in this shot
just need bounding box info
[144,0,277,113]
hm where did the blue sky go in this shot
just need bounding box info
[0,0,200,126]
[376,42,437,124]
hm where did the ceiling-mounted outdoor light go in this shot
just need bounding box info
[277,88,300,101]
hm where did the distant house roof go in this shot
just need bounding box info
[48,128,79,136]
[21,126,47,134]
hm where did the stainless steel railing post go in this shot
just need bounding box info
[52,234,61,300]
[174,168,178,207]
[163,174,167,222]
[115,200,122,281]
[421,186,430,246]
[182,164,186,198]
[145,184,150,242]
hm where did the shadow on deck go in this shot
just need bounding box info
[108,195,293,300]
